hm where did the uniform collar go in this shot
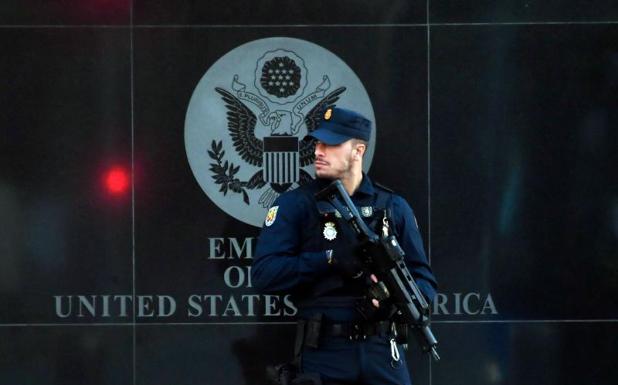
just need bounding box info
[353,173,375,197]
[313,173,375,196]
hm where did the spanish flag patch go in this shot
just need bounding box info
[264,206,279,227]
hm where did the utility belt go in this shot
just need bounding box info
[298,315,392,349]
[321,320,392,340]
[291,313,407,377]
[295,295,409,345]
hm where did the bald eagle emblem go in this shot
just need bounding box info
[208,50,346,208]
[185,37,376,227]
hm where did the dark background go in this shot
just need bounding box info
[1,1,616,384]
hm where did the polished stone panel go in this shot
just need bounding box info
[134,0,425,25]
[430,1,618,23]
[0,29,132,323]
[0,326,132,385]
[432,321,618,385]
[0,1,129,25]
[430,24,618,320]
[136,324,295,385]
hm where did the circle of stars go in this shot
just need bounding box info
[260,56,301,98]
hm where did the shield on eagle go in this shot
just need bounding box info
[262,136,299,184]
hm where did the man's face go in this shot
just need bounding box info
[313,140,356,180]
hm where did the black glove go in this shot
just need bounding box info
[329,242,365,279]
[357,238,390,268]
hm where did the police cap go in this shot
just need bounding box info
[305,107,371,145]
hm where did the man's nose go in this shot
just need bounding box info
[314,142,325,157]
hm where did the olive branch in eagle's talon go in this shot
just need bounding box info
[208,140,266,205]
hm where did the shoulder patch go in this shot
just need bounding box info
[264,206,279,227]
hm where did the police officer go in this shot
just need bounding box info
[252,107,437,385]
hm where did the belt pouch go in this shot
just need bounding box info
[304,313,323,349]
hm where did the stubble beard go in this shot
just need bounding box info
[315,153,354,181]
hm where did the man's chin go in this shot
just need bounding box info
[315,170,336,180]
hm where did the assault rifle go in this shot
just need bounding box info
[315,180,440,361]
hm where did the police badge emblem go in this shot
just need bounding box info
[361,206,373,217]
[323,222,337,241]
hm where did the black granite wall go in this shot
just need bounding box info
[1,1,616,384]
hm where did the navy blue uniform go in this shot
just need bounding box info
[253,175,437,385]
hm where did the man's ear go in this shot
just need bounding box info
[355,144,366,159]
